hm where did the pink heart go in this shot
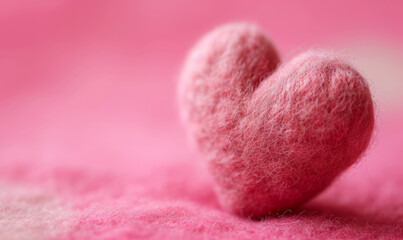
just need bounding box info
[179,23,374,218]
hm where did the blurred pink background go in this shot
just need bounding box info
[0,1,402,239]
[1,0,402,171]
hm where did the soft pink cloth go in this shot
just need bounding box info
[0,1,402,239]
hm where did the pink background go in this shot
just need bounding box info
[0,1,402,239]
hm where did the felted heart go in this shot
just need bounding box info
[178,23,374,218]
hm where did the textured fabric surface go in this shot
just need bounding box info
[0,111,402,240]
[179,23,374,217]
[1,1,403,239]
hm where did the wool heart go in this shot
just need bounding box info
[178,23,374,218]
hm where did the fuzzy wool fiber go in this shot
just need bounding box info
[179,23,375,218]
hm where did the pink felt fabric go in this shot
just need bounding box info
[0,1,402,239]
[179,23,374,217]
